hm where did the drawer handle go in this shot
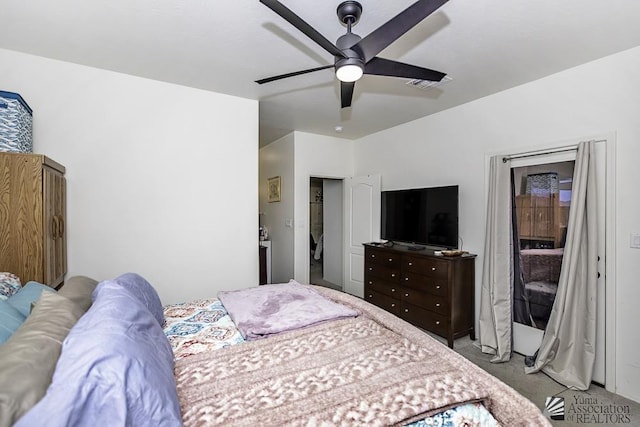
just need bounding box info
[435,303,440,307]
[404,308,409,313]
[391,273,396,277]
[408,262,413,266]
[388,258,393,262]
[435,321,440,325]
[404,277,409,281]
[404,293,409,297]
[368,281,372,285]
[431,267,436,271]
[435,285,441,290]
[368,267,373,271]
[391,288,396,292]
[391,303,396,307]
[371,254,376,258]
[368,294,372,298]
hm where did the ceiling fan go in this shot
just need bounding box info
[256,0,449,108]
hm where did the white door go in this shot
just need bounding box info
[343,174,381,297]
[511,142,606,385]
[511,152,574,356]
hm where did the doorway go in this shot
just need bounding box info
[509,141,608,386]
[512,161,574,332]
[309,177,343,291]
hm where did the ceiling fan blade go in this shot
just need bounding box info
[352,0,449,63]
[364,57,445,81]
[260,0,347,59]
[255,64,334,84]
[341,81,355,108]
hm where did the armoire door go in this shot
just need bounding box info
[43,166,66,287]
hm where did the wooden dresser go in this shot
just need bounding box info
[363,243,476,348]
[0,152,67,288]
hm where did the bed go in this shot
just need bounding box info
[1,274,550,426]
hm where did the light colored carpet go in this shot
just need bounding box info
[436,334,640,426]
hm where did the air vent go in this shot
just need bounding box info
[406,75,452,89]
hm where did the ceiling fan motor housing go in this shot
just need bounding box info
[337,1,362,26]
[335,32,364,81]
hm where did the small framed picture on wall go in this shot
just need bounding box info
[268,176,281,202]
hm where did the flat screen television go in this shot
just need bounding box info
[381,185,459,249]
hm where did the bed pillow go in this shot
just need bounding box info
[0,300,26,344]
[0,292,86,426]
[15,280,182,427]
[58,275,99,312]
[108,272,165,325]
[7,281,56,317]
[0,272,21,300]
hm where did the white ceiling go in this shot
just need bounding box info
[3,0,640,146]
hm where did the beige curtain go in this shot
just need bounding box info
[524,141,597,390]
[478,156,512,363]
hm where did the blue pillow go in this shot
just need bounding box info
[15,280,182,427]
[0,300,26,344]
[7,281,56,317]
[107,273,165,326]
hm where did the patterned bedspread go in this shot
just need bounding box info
[163,298,244,361]
[165,288,548,426]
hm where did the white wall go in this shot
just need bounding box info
[259,133,295,283]
[353,46,640,402]
[293,132,354,283]
[1,48,259,305]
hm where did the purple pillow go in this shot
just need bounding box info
[103,273,165,326]
[15,280,182,427]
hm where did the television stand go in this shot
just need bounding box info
[363,243,476,348]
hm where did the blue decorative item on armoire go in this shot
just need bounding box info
[525,172,558,196]
[0,91,33,153]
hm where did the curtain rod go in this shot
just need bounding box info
[501,139,606,163]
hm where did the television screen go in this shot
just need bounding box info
[381,185,458,249]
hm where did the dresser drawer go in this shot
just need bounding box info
[404,255,448,279]
[364,262,400,282]
[400,302,448,336]
[400,286,448,316]
[401,272,448,297]
[365,274,400,298]
[365,248,401,268]
[365,289,401,315]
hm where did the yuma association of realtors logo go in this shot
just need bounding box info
[544,396,565,420]
[544,395,633,424]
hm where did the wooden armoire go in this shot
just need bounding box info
[515,193,568,248]
[0,152,66,288]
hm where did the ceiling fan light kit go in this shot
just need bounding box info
[336,61,364,82]
[257,0,449,108]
